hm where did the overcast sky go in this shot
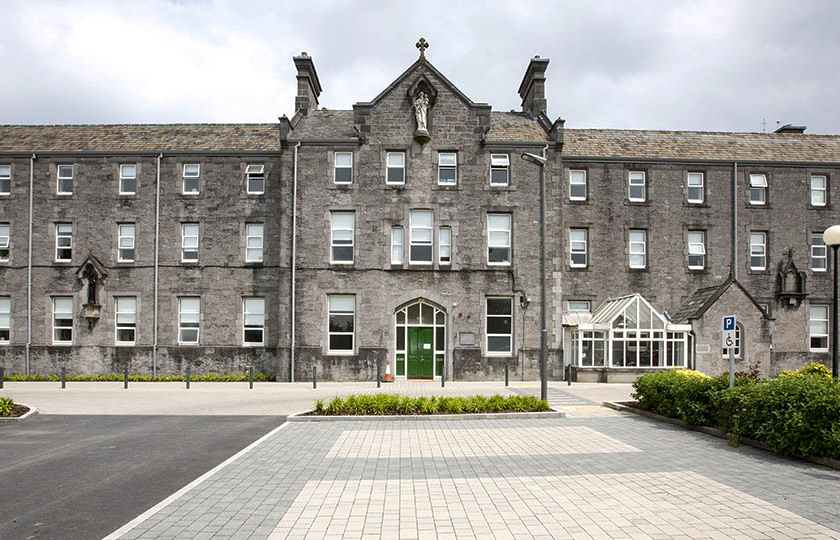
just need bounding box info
[2,0,838,134]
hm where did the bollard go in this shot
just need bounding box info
[124,367,129,389]
[377,363,381,389]
[313,366,317,389]
[186,366,191,389]
[441,366,445,388]
[567,364,572,386]
[505,364,509,387]
[61,367,66,389]
[0,367,4,389]
[249,366,254,390]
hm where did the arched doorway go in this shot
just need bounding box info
[394,299,446,379]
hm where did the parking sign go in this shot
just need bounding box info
[722,316,736,349]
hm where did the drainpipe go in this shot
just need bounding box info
[26,154,35,376]
[732,161,738,280]
[152,153,162,378]
[290,142,301,382]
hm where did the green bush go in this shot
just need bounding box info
[4,372,275,382]
[632,370,731,426]
[779,362,832,379]
[315,394,551,415]
[0,396,14,416]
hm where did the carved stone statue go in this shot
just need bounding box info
[414,91,429,133]
[84,263,98,305]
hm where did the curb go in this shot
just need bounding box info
[603,401,840,472]
[287,410,564,422]
[0,403,38,422]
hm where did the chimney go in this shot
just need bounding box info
[518,56,549,118]
[293,52,322,117]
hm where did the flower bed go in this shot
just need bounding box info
[311,394,551,416]
[0,397,30,418]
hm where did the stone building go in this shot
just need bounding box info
[0,41,838,380]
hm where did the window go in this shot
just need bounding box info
[183,164,200,194]
[119,164,136,195]
[246,223,264,263]
[55,224,73,262]
[439,227,452,265]
[328,295,354,353]
[52,297,73,344]
[490,154,509,186]
[628,230,646,268]
[809,305,829,351]
[386,152,405,184]
[334,152,353,184]
[628,171,646,202]
[246,165,265,194]
[438,152,457,185]
[115,297,136,345]
[0,297,9,343]
[722,325,741,358]
[178,297,200,344]
[569,170,586,201]
[57,165,73,195]
[0,224,9,262]
[243,297,265,346]
[566,300,591,313]
[181,223,199,262]
[410,210,433,264]
[812,233,827,271]
[569,229,587,267]
[750,232,766,270]
[391,226,404,264]
[811,175,827,206]
[486,297,512,354]
[687,172,704,204]
[118,224,135,262]
[487,214,511,265]
[0,165,10,195]
[687,231,706,270]
[330,212,354,263]
[749,174,767,205]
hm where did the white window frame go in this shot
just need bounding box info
[569,228,587,268]
[330,212,355,264]
[439,226,452,265]
[334,152,353,185]
[57,165,74,195]
[749,174,767,205]
[391,226,404,265]
[55,223,73,262]
[687,231,706,270]
[178,297,200,345]
[809,305,829,352]
[0,223,9,262]
[243,297,265,346]
[628,229,647,269]
[328,294,355,354]
[246,164,265,194]
[566,300,591,313]
[812,232,827,272]
[246,223,264,263]
[490,154,509,186]
[487,214,511,266]
[182,164,200,194]
[386,152,405,185]
[118,224,135,263]
[687,172,704,204]
[486,297,513,355]
[438,152,457,185]
[750,232,767,270]
[52,296,73,345]
[115,296,137,345]
[811,175,827,207]
[569,169,587,201]
[0,164,12,195]
[119,164,137,195]
[628,171,646,202]
[0,296,10,343]
[181,223,199,263]
[409,210,434,265]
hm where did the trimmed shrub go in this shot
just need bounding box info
[0,396,14,416]
[779,362,832,379]
[4,372,275,382]
[315,394,551,415]
[632,370,731,426]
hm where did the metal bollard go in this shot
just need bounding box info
[567,364,572,386]
[377,363,381,388]
[313,366,317,389]
[124,367,129,389]
[441,366,445,388]
[249,366,254,389]
[505,364,509,387]
[0,367,4,389]
[61,367,66,389]
[186,366,191,389]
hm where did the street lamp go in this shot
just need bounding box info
[521,150,548,401]
[823,225,840,379]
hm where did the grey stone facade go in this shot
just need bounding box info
[0,45,839,380]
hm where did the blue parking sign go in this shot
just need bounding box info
[723,316,736,331]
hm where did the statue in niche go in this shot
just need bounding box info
[414,91,429,132]
[84,263,98,305]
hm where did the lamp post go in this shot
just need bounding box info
[521,150,548,401]
[823,225,840,379]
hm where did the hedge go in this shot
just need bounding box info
[3,373,275,382]
[314,394,551,415]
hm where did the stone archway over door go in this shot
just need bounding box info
[394,299,446,380]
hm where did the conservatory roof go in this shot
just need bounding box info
[566,293,691,331]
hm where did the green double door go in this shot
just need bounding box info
[407,327,434,379]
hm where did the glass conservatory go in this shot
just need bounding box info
[563,294,692,368]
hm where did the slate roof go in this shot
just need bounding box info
[485,112,548,143]
[0,124,280,153]
[670,278,770,324]
[288,110,357,141]
[563,129,840,163]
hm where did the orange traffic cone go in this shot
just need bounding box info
[383,358,392,382]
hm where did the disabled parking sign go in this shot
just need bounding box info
[722,316,736,349]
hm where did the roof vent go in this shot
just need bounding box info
[773,124,806,134]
